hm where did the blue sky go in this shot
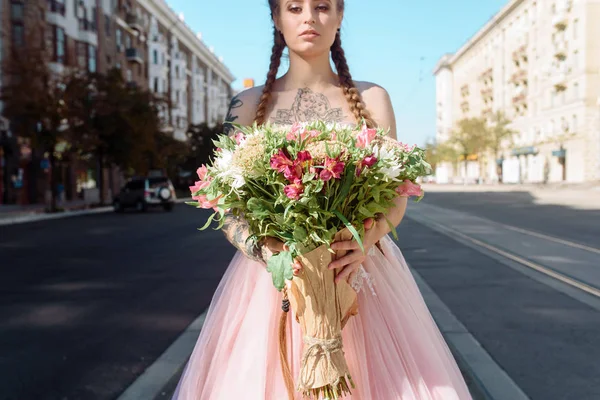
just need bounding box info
[166,0,507,146]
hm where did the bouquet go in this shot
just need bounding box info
[189,121,431,399]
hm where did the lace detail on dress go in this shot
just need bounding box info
[351,265,376,296]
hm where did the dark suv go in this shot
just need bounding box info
[113,176,176,212]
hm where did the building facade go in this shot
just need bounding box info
[434,0,600,184]
[0,0,234,205]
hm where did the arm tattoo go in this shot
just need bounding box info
[221,212,265,263]
[223,94,243,136]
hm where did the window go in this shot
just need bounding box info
[55,26,66,63]
[91,7,97,31]
[573,82,579,99]
[153,50,158,64]
[153,77,159,92]
[11,2,24,20]
[126,69,132,82]
[573,19,578,40]
[573,50,579,70]
[12,25,24,47]
[116,29,122,50]
[125,34,131,49]
[88,44,96,72]
[175,66,179,79]
[105,15,111,36]
[571,115,578,133]
[76,41,87,69]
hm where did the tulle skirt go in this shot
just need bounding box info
[172,235,472,399]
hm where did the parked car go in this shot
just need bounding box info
[113,176,176,212]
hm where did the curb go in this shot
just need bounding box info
[116,310,207,400]
[411,268,530,400]
[0,198,193,226]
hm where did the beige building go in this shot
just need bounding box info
[434,0,600,184]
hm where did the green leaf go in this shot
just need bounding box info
[382,214,399,240]
[185,201,199,207]
[331,165,355,210]
[266,251,294,291]
[333,209,364,253]
[198,212,216,231]
[293,225,308,242]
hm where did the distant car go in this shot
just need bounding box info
[113,176,176,212]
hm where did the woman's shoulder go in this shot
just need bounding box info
[354,81,391,103]
[354,81,396,138]
[225,86,265,128]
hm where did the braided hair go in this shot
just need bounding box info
[255,0,376,128]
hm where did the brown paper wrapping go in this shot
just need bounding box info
[287,227,359,399]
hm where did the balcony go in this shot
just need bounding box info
[48,0,66,15]
[482,107,493,117]
[126,13,143,33]
[554,41,567,61]
[512,92,527,105]
[512,45,528,63]
[460,85,470,97]
[479,68,493,84]
[126,48,144,64]
[553,73,567,91]
[510,69,528,85]
[460,101,470,113]
[480,87,493,99]
[552,14,568,30]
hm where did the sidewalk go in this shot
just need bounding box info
[0,197,192,226]
[422,182,600,210]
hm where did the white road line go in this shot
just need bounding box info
[410,213,600,300]
[495,222,600,255]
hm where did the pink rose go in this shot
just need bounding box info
[284,179,304,200]
[395,180,423,197]
[192,193,222,212]
[356,122,377,148]
[283,161,303,182]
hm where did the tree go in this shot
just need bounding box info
[486,111,516,183]
[1,33,71,211]
[449,117,489,182]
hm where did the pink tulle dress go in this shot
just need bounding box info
[172,233,473,399]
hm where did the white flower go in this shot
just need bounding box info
[374,144,402,180]
[215,149,234,171]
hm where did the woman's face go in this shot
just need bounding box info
[275,0,342,58]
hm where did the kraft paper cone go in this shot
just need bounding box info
[287,227,359,399]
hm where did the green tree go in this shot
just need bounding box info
[450,117,489,181]
[486,111,516,183]
[1,36,70,211]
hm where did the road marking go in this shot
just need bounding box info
[410,214,600,300]
[116,309,207,400]
[495,222,600,255]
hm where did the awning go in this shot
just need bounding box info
[511,146,538,156]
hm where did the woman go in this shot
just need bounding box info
[173,0,473,399]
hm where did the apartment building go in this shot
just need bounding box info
[434,0,600,184]
[0,0,234,205]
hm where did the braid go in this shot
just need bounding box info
[331,33,377,128]
[254,28,286,126]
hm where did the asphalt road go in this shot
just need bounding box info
[2,191,600,400]
[1,204,232,400]
[419,190,600,249]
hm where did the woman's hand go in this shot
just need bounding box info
[327,218,381,284]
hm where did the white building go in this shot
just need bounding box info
[434,0,600,184]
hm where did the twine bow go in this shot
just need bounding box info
[297,335,345,390]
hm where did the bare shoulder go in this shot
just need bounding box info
[223,86,264,135]
[355,81,397,140]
